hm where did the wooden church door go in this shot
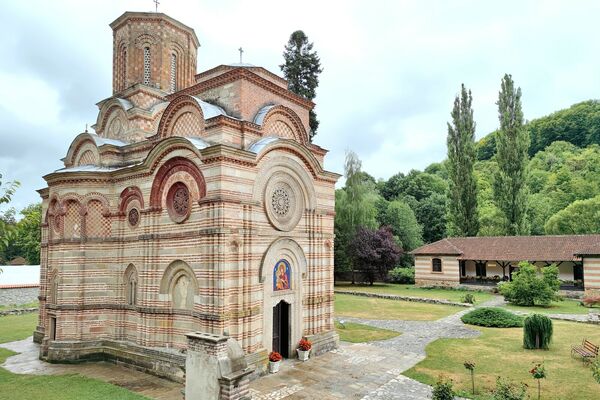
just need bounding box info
[272,301,290,358]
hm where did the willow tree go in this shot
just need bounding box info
[494,74,530,235]
[334,150,378,282]
[446,84,479,236]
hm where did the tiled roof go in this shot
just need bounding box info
[410,235,600,261]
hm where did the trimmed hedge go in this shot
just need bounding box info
[461,307,524,328]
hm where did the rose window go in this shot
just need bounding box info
[172,186,190,216]
[167,182,191,223]
[271,187,290,216]
[128,208,140,227]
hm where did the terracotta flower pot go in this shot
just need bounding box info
[297,348,310,361]
[269,360,281,373]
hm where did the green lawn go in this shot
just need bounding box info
[0,313,38,344]
[503,299,592,315]
[335,283,494,304]
[335,293,463,321]
[335,321,400,343]
[0,313,149,400]
[405,320,600,400]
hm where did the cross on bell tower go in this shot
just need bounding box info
[153,0,160,12]
[238,47,244,64]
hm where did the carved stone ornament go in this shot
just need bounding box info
[128,208,140,227]
[264,175,303,232]
[167,182,191,223]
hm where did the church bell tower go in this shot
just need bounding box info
[109,12,200,95]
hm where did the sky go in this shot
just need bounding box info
[1,0,600,213]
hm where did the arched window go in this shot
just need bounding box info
[170,53,177,92]
[120,47,127,90]
[124,265,138,306]
[143,47,151,85]
[432,258,442,272]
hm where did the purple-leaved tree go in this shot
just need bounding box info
[349,226,403,285]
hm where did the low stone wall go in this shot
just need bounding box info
[44,339,187,382]
[0,307,38,317]
[0,287,39,306]
[334,290,473,307]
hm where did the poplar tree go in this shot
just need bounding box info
[446,84,479,237]
[493,74,530,235]
[280,30,323,140]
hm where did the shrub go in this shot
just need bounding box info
[493,377,528,400]
[432,377,455,400]
[461,293,476,304]
[523,313,553,349]
[591,358,600,384]
[461,307,524,328]
[388,266,415,284]
[298,338,312,351]
[499,261,561,306]
[269,351,282,362]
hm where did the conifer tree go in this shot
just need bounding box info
[446,84,479,236]
[280,30,322,140]
[494,74,530,235]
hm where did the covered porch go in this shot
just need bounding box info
[458,259,584,291]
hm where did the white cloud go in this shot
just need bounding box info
[1,0,600,208]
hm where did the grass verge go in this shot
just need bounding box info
[404,320,600,400]
[503,299,592,315]
[334,293,462,321]
[0,313,149,400]
[0,313,38,344]
[335,321,400,343]
[335,283,494,303]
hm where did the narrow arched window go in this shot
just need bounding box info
[432,258,442,272]
[50,273,58,304]
[143,47,151,85]
[128,277,137,305]
[120,48,127,90]
[170,53,177,92]
[124,265,138,306]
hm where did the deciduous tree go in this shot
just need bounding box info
[349,226,402,285]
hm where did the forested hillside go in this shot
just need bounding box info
[476,100,600,160]
[335,99,600,277]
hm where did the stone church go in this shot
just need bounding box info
[35,11,339,381]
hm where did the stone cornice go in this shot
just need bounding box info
[109,12,200,48]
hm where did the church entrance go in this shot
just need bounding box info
[272,301,290,358]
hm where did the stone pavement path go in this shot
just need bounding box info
[249,298,507,400]
[0,337,183,400]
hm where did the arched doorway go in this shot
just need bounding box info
[272,300,290,358]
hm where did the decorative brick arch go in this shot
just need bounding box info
[159,260,198,310]
[150,156,206,209]
[82,193,111,216]
[154,95,205,139]
[260,105,309,144]
[97,104,129,137]
[119,186,145,214]
[65,136,100,168]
